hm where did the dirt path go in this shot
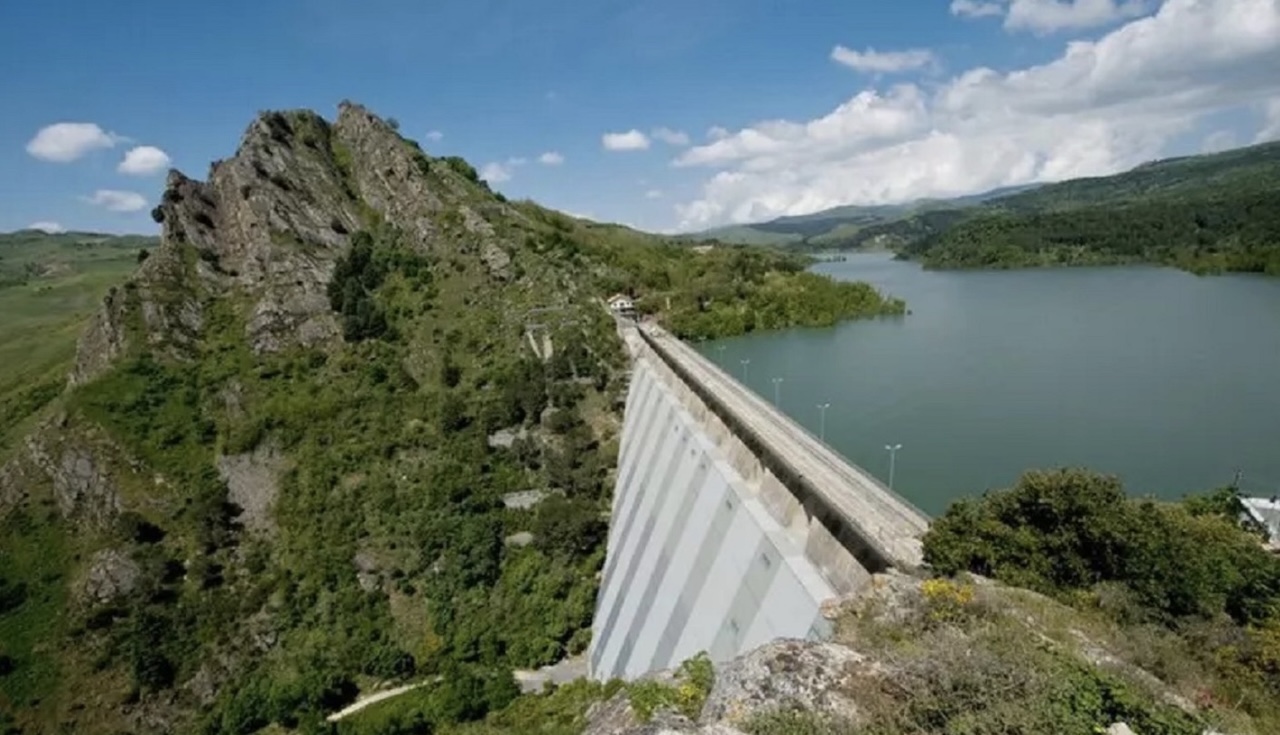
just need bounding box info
[325,680,431,722]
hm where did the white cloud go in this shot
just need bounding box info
[951,0,1004,18]
[674,0,1280,230]
[82,189,148,213]
[480,157,529,183]
[1201,129,1238,153]
[707,126,730,141]
[480,162,514,183]
[539,151,565,165]
[27,221,66,234]
[425,130,444,142]
[950,0,1152,33]
[651,127,691,146]
[26,122,121,162]
[645,189,665,199]
[830,46,938,74]
[117,145,172,175]
[1257,99,1280,143]
[602,129,651,151]
[1007,0,1150,34]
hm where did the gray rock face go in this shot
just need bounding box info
[582,640,872,734]
[216,444,286,535]
[80,549,141,603]
[11,420,121,528]
[700,641,866,727]
[68,101,522,388]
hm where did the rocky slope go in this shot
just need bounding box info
[579,574,1233,735]
[0,101,911,735]
[0,101,631,735]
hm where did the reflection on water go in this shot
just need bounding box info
[700,254,1280,515]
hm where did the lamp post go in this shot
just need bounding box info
[740,358,751,383]
[771,377,784,407]
[715,344,726,367]
[817,403,831,441]
[885,443,903,491]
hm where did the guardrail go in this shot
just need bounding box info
[634,326,908,574]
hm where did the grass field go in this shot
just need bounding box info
[0,230,153,454]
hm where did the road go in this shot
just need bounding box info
[642,324,928,567]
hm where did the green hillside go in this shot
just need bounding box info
[0,104,904,735]
[904,140,1280,273]
[0,230,157,452]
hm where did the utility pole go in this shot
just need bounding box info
[771,377,784,407]
[817,403,831,441]
[885,444,903,491]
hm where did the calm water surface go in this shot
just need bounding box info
[700,254,1280,516]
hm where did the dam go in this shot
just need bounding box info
[587,322,929,681]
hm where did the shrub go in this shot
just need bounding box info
[923,468,1280,625]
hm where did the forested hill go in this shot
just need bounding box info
[0,103,902,735]
[898,139,1280,273]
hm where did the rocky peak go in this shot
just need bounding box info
[69,101,518,385]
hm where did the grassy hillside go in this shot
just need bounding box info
[0,105,905,735]
[0,230,156,453]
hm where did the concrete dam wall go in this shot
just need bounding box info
[588,324,929,681]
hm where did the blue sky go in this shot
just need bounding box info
[2,0,1278,235]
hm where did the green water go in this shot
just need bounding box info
[699,254,1280,516]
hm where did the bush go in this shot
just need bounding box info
[923,468,1280,625]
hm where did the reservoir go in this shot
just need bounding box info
[698,253,1280,516]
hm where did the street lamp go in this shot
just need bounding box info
[885,443,903,491]
[817,403,831,441]
[740,358,751,383]
[771,377,784,407]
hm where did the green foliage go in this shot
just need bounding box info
[907,189,1280,274]
[0,577,27,615]
[337,667,520,734]
[924,469,1280,624]
[897,141,1280,274]
[924,469,1280,731]
[743,709,859,735]
[626,652,715,722]
[443,157,481,184]
[0,107,906,733]
[542,224,905,340]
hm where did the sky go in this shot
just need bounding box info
[1,0,1278,236]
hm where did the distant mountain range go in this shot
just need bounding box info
[685,139,1280,270]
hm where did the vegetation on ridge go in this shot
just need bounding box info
[923,468,1280,733]
[0,104,906,735]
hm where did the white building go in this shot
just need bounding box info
[608,293,636,317]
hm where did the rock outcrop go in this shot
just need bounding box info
[1,414,122,528]
[79,549,142,604]
[215,443,286,535]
